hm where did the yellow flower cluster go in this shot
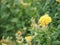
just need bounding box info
[56,0,60,3]
[39,14,52,27]
[25,36,32,42]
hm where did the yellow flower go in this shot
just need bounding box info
[16,40,22,43]
[38,14,52,27]
[25,36,32,42]
[2,43,7,45]
[16,31,22,36]
[56,0,60,3]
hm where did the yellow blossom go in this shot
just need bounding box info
[16,31,22,36]
[25,36,32,42]
[56,0,60,3]
[38,14,52,27]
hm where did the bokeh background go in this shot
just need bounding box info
[0,0,60,45]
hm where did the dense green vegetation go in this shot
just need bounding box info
[0,0,60,45]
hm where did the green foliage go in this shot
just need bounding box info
[0,0,60,45]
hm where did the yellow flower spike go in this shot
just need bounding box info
[38,14,52,27]
[25,36,32,42]
[56,0,60,3]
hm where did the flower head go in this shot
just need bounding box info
[25,36,32,42]
[38,14,52,27]
[16,31,22,36]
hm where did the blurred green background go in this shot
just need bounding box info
[0,0,60,45]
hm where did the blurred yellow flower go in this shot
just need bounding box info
[2,43,7,45]
[38,14,52,27]
[16,31,22,36]
[56,0,60,3]
[16,40,22,43]
[25,36,32,42]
